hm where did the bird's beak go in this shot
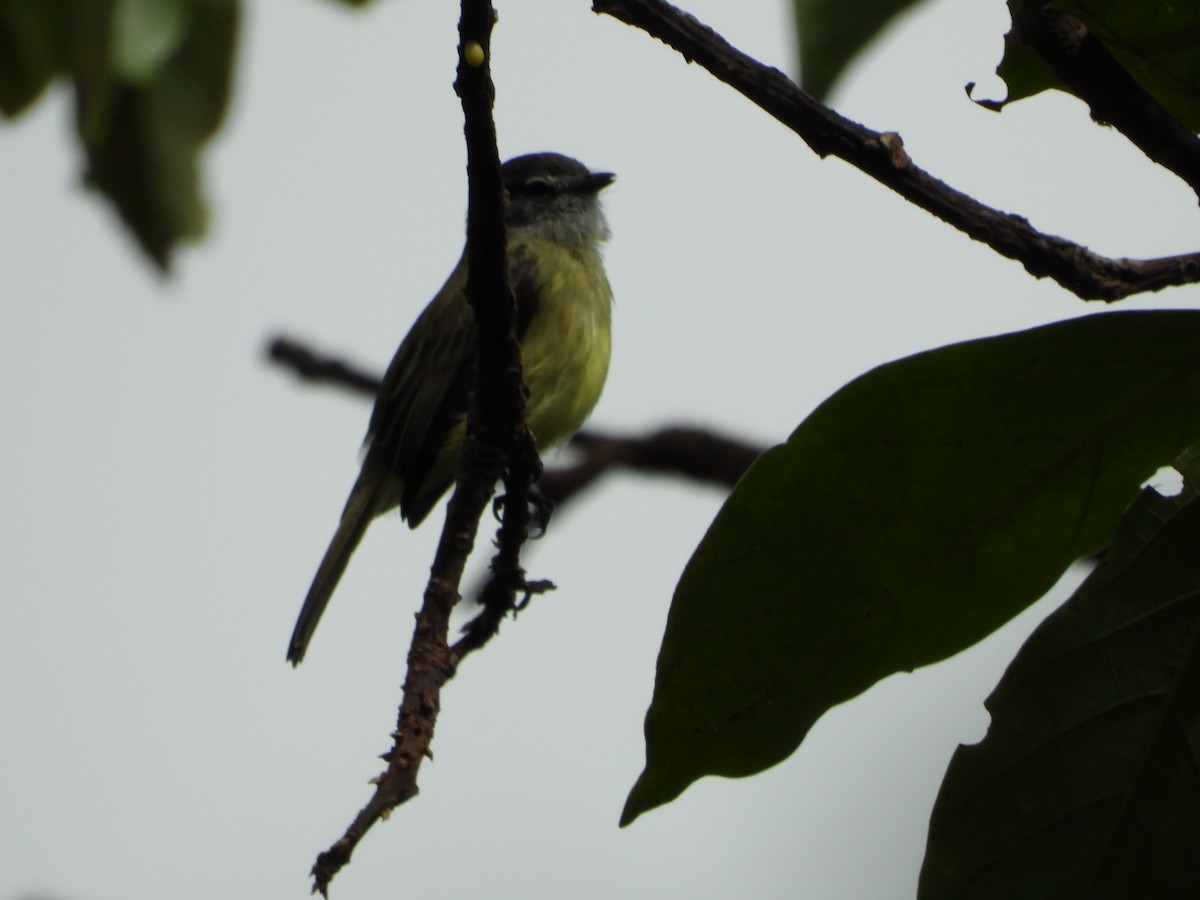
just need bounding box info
[581,171,616,193]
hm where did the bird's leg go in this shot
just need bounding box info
[491,486,554,538]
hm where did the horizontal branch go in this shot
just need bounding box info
[266,335,764,508]
[266,336,380,395]
[540,426,762,503]
[592,0,1200,302]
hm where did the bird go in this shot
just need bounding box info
[287,152,615,665]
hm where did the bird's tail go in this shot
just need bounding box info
[287,468,387,665]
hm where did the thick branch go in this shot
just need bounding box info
[592,0,1200,302]
[1013,8,1200,201]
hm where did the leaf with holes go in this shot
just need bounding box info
[920,444,1200,897]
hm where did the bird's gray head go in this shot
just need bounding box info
[501,153,614,249]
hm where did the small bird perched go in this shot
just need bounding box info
[287,152,615,665]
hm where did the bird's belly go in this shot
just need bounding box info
[520,248,613,449]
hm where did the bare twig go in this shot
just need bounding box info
[592,0,1200,302]
[307,1,534,892]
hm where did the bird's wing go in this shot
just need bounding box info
[366,247,544,525]
[367,261,477,523]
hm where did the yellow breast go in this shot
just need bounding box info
[519,240,614,449]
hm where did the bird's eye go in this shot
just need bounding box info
[522,177,555,196]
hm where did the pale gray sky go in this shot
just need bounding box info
[3,1,1197,898]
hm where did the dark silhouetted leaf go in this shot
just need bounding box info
[920,446,1200,898]
[792,0,928,101]
[623,311,1200,825]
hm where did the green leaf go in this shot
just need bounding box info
[2,1,237,270]
[792,0,929,101]
[0,0,67,116]
[990,0,1200,131]
[112,0,193,83]
[920,446,1200,898]
[76,0,239,270]
[623,311,1200,826]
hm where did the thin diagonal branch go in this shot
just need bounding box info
[592,0,1200,302]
